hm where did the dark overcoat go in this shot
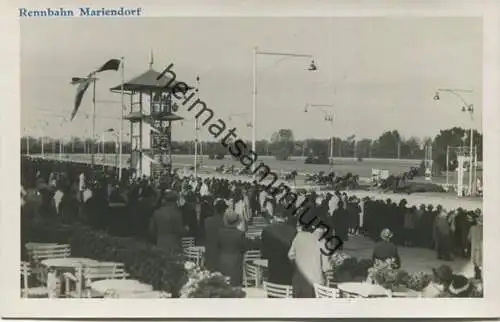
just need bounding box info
[217,226,256,286]
[204,215,223,271]
[261,222,297,285]
[149,203,186,253]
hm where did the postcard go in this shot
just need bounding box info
[2,0,500,319]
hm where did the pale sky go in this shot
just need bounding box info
[21,17,482,142]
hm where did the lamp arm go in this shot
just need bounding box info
[438,89,472,108]
[305,104,334,118]
[256,51,313,58]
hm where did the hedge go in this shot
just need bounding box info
[26,220,187,297]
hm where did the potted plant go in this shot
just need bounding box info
[403,272,432,296]
[367,258,408,296]
[180,262,245,298]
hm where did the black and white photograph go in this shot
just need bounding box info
[2,0,500,319]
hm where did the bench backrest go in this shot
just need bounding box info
[30,244,71,261]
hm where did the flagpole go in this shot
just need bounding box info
[91,78,97,167]
[119,57,124,182]
[194,118,198,178]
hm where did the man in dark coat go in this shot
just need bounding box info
[197,195,214,243]
[433,210,452,261]
[134,187,157,241]
[204,199,227,271]
[217,211,259,286]
[149,190,186,253]
[347,197,361,235]
[181,190,198,237]
[333,200,348,243]
[261,210,297,285]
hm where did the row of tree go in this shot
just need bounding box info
[20,126,482,170]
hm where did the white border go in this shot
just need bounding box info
[2,0,500,318]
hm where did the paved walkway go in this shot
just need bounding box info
[342,235,474,277]
[243,235,474,298]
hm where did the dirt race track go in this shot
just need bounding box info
[35,153,481,186]
[32,153,482,211]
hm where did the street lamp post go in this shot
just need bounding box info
[101,128,118,169]
[194,118,199,177]
[104,128,121,170]
[59,117,70,160]
[102,132,106,164]
[59,138,63,161]
[304,104,334,162]
[36,120,49,158]
[194,76,201,177]
[434,88,475,195]
[41,136,44,157]
[23,128,30,156]
[180,118,201,177]
[252,47,317,179]
[111,129,127,171]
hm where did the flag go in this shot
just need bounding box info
[96,59,121,73]
[70,74,93,121]
[70,58,121,121]
[71,77,87,84]
[149,50,154,69]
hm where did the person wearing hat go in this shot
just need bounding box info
[217,209,259,286]
[332,199,349,244]
[315,193,329,223]
[204,199,228,271]
[433,210,453,261]
[419,204,437,250]
[372,228,401,268]
[452,206,470,258]
[468,214,483,279]
[446,274,473,297]
[288,222,331,298]
[149,190,186,253]
[347,196,361,236]
[403,206,418,246]
[421,264,453,297]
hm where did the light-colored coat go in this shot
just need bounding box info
[288,231,330,286]
[468,223,483,267]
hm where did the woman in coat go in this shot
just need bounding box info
[217,210,258,286]
[288,223,331,298]
[232,189,248,232]
[468,215,483,279]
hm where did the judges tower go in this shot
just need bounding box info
[110,65,188,181]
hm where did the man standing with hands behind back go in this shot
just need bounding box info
[261,209,297,286]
